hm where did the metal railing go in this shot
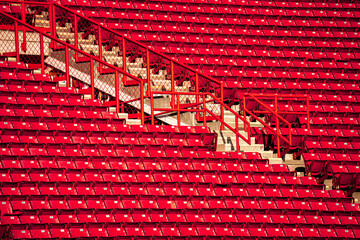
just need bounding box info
[0,0,224,124]
[0,0,311,154]
[0,10,145,123]
[242,94,310,157]
[150,91,252,151]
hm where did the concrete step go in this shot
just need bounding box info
[268,158,284,164]
[126,119,142,125]
[35,19,50,27]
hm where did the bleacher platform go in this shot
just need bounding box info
[0,0,360,238]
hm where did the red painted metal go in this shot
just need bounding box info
[0,10,145,124]
[40,33,44,74]
[65,46,70,87]
[14,21,19,61]
[150,91,252,151]
[0,0,312,154]
[1,0,223,99]
[90,59,94,99]
[242,93,310,157]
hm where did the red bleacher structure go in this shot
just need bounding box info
[0,0,360,239]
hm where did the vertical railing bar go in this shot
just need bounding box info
[177,94,180,126]
[40,33,44,74]
[15,21,20,62]
[122,37,126,84]
[236,111,239,152]
[220,83,224,130]
[195,73,199,121]
[307,96,310,129]
[51,4,56,49]
[65,46,70,87]
[98,25,102,73]
[90,58,94,99]
[203,94,206,127]
[140,80,145,125]
[150,92,154,125]
[275,95,280,158]
[115,70,119,113]
[74,14,78,60]
[171,61,175,108]
[21,2,26,51]
[146,49,150,96]
[243,95,247,133]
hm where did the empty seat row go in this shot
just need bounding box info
[1,110,122,122]
[99,0,360,10]
[304,141,360,154]
[304,154,360,184]
[0,71,53,82]
[1,85,78,95]
[1,181,327,198]
[6,221,360,238]
[63,0,360,11]
[161,42,360,57]
[0,94,105,108]
[87,10,360,29]
[0,115,211,133]
[197,66,360,79]
[0,194,354,215]
[0,156,269,170]
[0,168,295,184]
[175,54,360,68]
[3,208,359,225]
[125,30,360,48]
[0,144,217,158]
[332,164,360,195]
[294,117,360,128]
[0,135,214,148]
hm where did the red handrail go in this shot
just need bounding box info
[0,0,223,86]
[150,91,251,151]
[242,93,310,158]
[0,10,145,123]
[1,0,313,156]
[0,0,225,128]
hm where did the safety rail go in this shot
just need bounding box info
[242,94,310,158]
[150,91,251,151]
[0,0,313,154]
[0,0,224,119]
[0,10,145,123]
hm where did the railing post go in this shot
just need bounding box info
[150,92,154,125]
[243,95,247,131]
[146,49,150,96]
[236,115,240,152]
[74,14,78,59]
[115,70,119,113]
[195,73,199,121]
[275,95,280,158]
[306,96,310,129]
[203,94,206,127]
[21,2,26,51]
[220,83,224,130]
[90,59,94,99]
[171,61,175,108]
[98,25,102,69]
[40,33,44,74]
[49,3,54,38]
[177,94,180,126]
[122,37,126,84]
[15,21,19,62]
[65,46,70,87]
[140,80,145,125]
[51,4,56,48]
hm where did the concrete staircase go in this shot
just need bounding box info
[32,11,291,164]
